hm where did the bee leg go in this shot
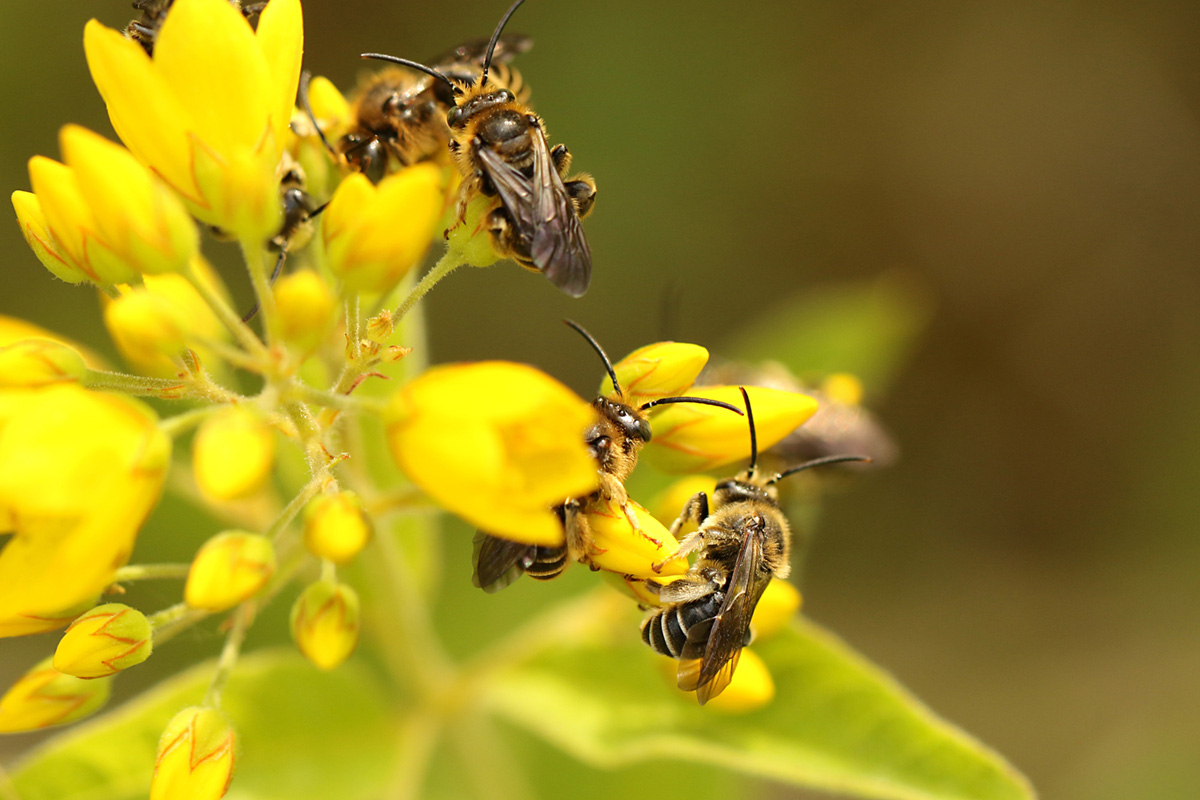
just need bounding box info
[564,175,597,218]
[562,498,596,569]
[599,472,642,534]
[550,143,572,174]
[654,492,710,573]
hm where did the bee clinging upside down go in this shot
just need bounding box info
[363,0,596,297]
[472,321,742,593]
[642,388,869,704]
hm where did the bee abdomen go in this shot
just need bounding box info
[524,545,567,580]
[640,593,724,658]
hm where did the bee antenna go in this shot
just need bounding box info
[638,396,744,415]
[482,0,526,87]
[740,386,759,478]
[563,319,621,397]
[360,53,463,95]
[767,455,873,485]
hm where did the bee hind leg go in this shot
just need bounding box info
[564,175,597,218]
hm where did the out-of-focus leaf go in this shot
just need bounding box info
[724,271,933,395]
[10,650,397,800]
[483,614,1035,800]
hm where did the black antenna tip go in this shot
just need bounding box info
[563,320,621,398]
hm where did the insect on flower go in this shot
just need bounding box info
[642,388,869,704]
[362,0,597,297]
[472,321,743,592]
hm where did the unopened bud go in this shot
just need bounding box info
[0,339,87,388]
[290,580,360,670]
[151,706,235,800]
[184,531,275,612]
[275,269,335,354]
[0,658,112,732]
[104,289,190,366]
[603,341,709,408]
[53,603,152,679]
[303,491,373,564]
[193,406,276,501]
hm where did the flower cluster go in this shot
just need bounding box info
[0,0,872,796]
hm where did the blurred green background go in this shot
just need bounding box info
[2,1,1199,798]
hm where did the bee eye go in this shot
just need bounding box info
[446,105,463,127]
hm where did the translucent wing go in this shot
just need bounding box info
[477,126,592,296]
[677,527,771,704]
[472,532,535,593]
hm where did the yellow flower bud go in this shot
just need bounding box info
[193,406,276,501]
[0,386,169,635]
[53,603,153,679]
[274,269,335,354]
[11,190,92,284]
[303,491,373,564]
[0,339,87,388]
[603,573,683,607]
[59,125,198,275]
[750,580,801,641]
[26,155,138,284]
[643,386,819,474]
[290,580,360,670]
[702,648,775,713]
[602,341,709,408]
[0,658,112,732]
[322,165,445,294]
[386,362,598,545]
[820,372,864,406]
[443,192,501,268]
[582,496,688,579]
[184,531,275,611]
[118,264,230,378]
[151,706,236,800]
[104,288,191,367]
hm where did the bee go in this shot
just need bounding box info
[641,387,868,704]
[472,321,743,593]
[332,34,532,183]
[363,0,597,297]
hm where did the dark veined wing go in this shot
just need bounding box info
[428,33,533,77]
[677,527,771,705]
[476,126,592,297]
[472,531,535,593]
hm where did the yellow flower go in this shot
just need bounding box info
[290,580,360,670]
[11,189,92,284]
[16,125,198,284]
[53,603,153,679]
[0,658,113,732]
[102,261,229,378]
[601,341,709,408]
[386,362,599,545]
[103,288,190,368]
[642,386,819,474]
[0,386,170,636]
[0,339,87,388]
[192,406,276,501]
[751,580,802,640]
[274,269,336,355]
[321,165,446,294]
[303,491,373,564]
[84,0,304,243]
[184,531,276,612]
[582,496,688,579]
[151,706,236,800]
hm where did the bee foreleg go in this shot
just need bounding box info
[667,492,709,539]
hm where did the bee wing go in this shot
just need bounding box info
[477,128,592,297]
[428,33,533,75]
[472,531,534,593]
[677,529,771,705]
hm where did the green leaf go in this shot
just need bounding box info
[723,272,933,395]
[10,650,397,800]
[483,615,1035,800]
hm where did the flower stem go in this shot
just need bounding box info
[115,563,192,582]
[82,369,189,398]
[186,260,268,360]
[242,240,280,347]
[393,248,470,324]
[204,603,252,708]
